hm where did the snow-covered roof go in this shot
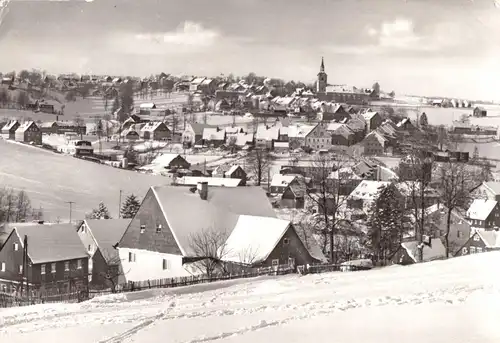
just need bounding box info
[349,181,390,200]
[203,127,225,141]
[150,153,184,167]
[232,133,254,146]
[326,122,345,132]
[1,120,19,131]
[223,215,291,264]
[225,165,241,176]
[287,125,315,138]
[16,121,37,133]
[467,199,498,221]
[362,111,379,121]
[139,103,156,109]
[271,174,297,188]
[475,230,500,248]
[140,121,165,132]
[365,131,388,145]
[256,125,280,141]
[401,238,446,263]
[177,176,242,187]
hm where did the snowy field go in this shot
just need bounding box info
[2,253,500,342]
[0,139,168,221]
[405,105,500,127]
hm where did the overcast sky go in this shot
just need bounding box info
[1,0,500,100]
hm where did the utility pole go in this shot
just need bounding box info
[118,190,123,218]
[66,201,74,223]
[24,235,29,301]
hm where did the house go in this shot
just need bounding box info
[202,127,226,147]
[287,125,315,150]
[15,121,42,145]
[76,219,130,288]
[270,174,299,194]
[304,122,332,150]
[396,118,416,132]
[327,167,363,196]
[362,111,382,132]
[280,180,306,209]
[362,131,388,156]
[472,182,500,202]
[347,180,392,214]
[466,199,500,230]
[1,120,20,140]
[328,123,355,146]
[255,124,280,150]
[149,153,191,171]
[40,121,60,134]
[140,121,171,141]
[424,203,471,255]
[473,106,487,117]
[122,114,148,130]
[223,215,319,268]
[116,185,321,281]
[395,182,440,209]
[0,224,89,294]
[182,123,217,147]
[455,230,500,256]
[212,164,247,185]
[390,238,446,265]
[120,128,140,141]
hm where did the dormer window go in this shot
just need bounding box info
[156,223,162,233]
[140,225,146,234]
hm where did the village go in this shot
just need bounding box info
[1,59,500,306]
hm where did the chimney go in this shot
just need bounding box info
[197,181,208,200]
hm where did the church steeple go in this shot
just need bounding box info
[316,57,327,93]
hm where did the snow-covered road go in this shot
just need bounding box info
[2,253,500,342]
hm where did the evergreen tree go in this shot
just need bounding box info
[367,183,406,263]
[121,194,141,219]
[88,202,112,219]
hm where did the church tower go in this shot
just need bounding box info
[316,57,328,93]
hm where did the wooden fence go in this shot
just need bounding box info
[1,263,369,308]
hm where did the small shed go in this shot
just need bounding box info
[473,106,487,117]
[1,120,20,140]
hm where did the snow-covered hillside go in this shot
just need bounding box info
[2,253,500,342]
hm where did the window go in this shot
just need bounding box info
[1,284,5,292]
[156,224,162,233]
[81,224,86,233]
[462,247,468,255]
[477,247,483,253]
[288,257,295,266]
[473,235,480,242]
[140,225,146,234]
[64,261,69,271]
[18,265,23,274]
[162,259,169,270]
[88,245,92,253]
[0,262,5,272]
[457,231,463,238]
[128,252,136,262]
[51,263,56,273]
[470,247,476,254]
[41,264,46,275]
[283,238,290,245]
[14,243,18,251]
[77,259,82,269]
[271,259,279,266]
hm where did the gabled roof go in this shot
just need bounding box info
[141,121,167,132]
[188,123,217,136]
[365,130,388,145]
[362,111,379,121]
[16,121,38,133]
[401,238,445,262]
[150,153,188,168]
[203,127,225,141]
[1,120,19,131]
[84,219,130,263]
[475,230,500,248]
[287,124,315,138]
[12,224,88,264]
[467,199,498,221]
[483,182,500,195]
[271,174,297,187]
[223,215,291,264]
[226,165,244,176]
[149,186,277,256]
[349,180,391,200]
[177,176,242,187]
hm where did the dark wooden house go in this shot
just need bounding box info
[0,224,89,294]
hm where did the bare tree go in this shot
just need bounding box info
[437,161,476,258]
[73,115,85,140]
[188,228,230,277]
[246,148,273,186]
[96,251,128,293]
[306,153,356,263]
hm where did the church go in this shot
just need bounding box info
[315,57,371,105]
